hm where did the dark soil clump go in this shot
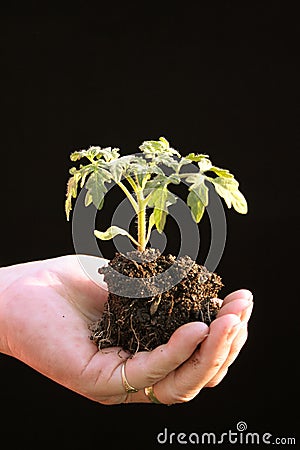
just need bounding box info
[89,249,223,353]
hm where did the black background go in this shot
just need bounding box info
[0,3,299,449]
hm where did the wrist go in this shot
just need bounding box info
[0,264,26,356]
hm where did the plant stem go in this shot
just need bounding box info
[136,189,147,251]
[116,181,138,212]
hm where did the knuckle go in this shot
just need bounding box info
[145,367,169,385]
[212,355,225,370]
[172,391,197,403]
[167,380,199,404]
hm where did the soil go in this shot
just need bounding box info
[89,248,223,353]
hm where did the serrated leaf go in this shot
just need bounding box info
[139,137,180,157]
[185,174,204,184]
[153,208,167,233]
[186,172,209,223]
[147,186,177,209]
[94,226,139,246]
[126,156,149,178]
[84,191,93,207]
[70,148,98,162]
[187,190,206,223]
[185,153,209,162]
[176,156,193,172]
[65,173,81,220]
[212,180,232,208]
[190,180,209,206]
[109,156,133,182]
[198,158,212,172]
[211,176,239,191]
[210,176,247,213]
[210,166,234,178]
[145,173,180,193]
[168,174,181,184]
[99,147,120,162]
[80,165,94,188]
[230,189,248,214]
[159,136,170,145]
[147,186,177,233]
[148,211,156,230]
[95,147,120,162]
[94,226,128,240]
[85,170,110,210]
[70,146,120,163]
[151,153,180,170]
[65,196,72,221]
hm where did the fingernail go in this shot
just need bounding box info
[247,292,253,302]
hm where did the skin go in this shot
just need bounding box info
[0,254,253,405]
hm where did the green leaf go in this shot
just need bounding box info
[94,226,128,240]
[198,158,212,172]
[144,173,180,194]
[126,156,151,178]
[209,166,234,178]
[186,173,209,223]
[94,226,139,246]
[211,176,239,191]
[153,208,167,233]
[147,186,177,233]
[70,146,120,162]
[187,190,206,223]
[185,172,208,203]
[148,211,156,230]
[211,178,233,208]
[95,147,120,162]
[84,191,93,207]
[109,156,133,182]
[191,181,209,206]
[139,137,180,157]
[80,165,95,188]
[210,176,247,213]
[185,173,203,184]
[158,136,169,147]
[230,189,248,214]
[65,172,81,220]
[85,170,111,210]
[167,174,181,184]
[176,156,193,173]
[185,153,209,162]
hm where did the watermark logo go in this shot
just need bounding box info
[156,421,296,445]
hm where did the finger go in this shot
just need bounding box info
[150,314,241,404]
[205,301,253,387]
[205,326,248,387]
[113,321,209,394]
[217,297,253,321]
[222,289,253,306]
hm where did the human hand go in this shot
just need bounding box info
[0,255,253,405]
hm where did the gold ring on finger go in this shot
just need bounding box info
[121,359,139,394]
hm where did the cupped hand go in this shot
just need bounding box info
[0,255,253,405]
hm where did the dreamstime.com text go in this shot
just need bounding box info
[156,421,296,445]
